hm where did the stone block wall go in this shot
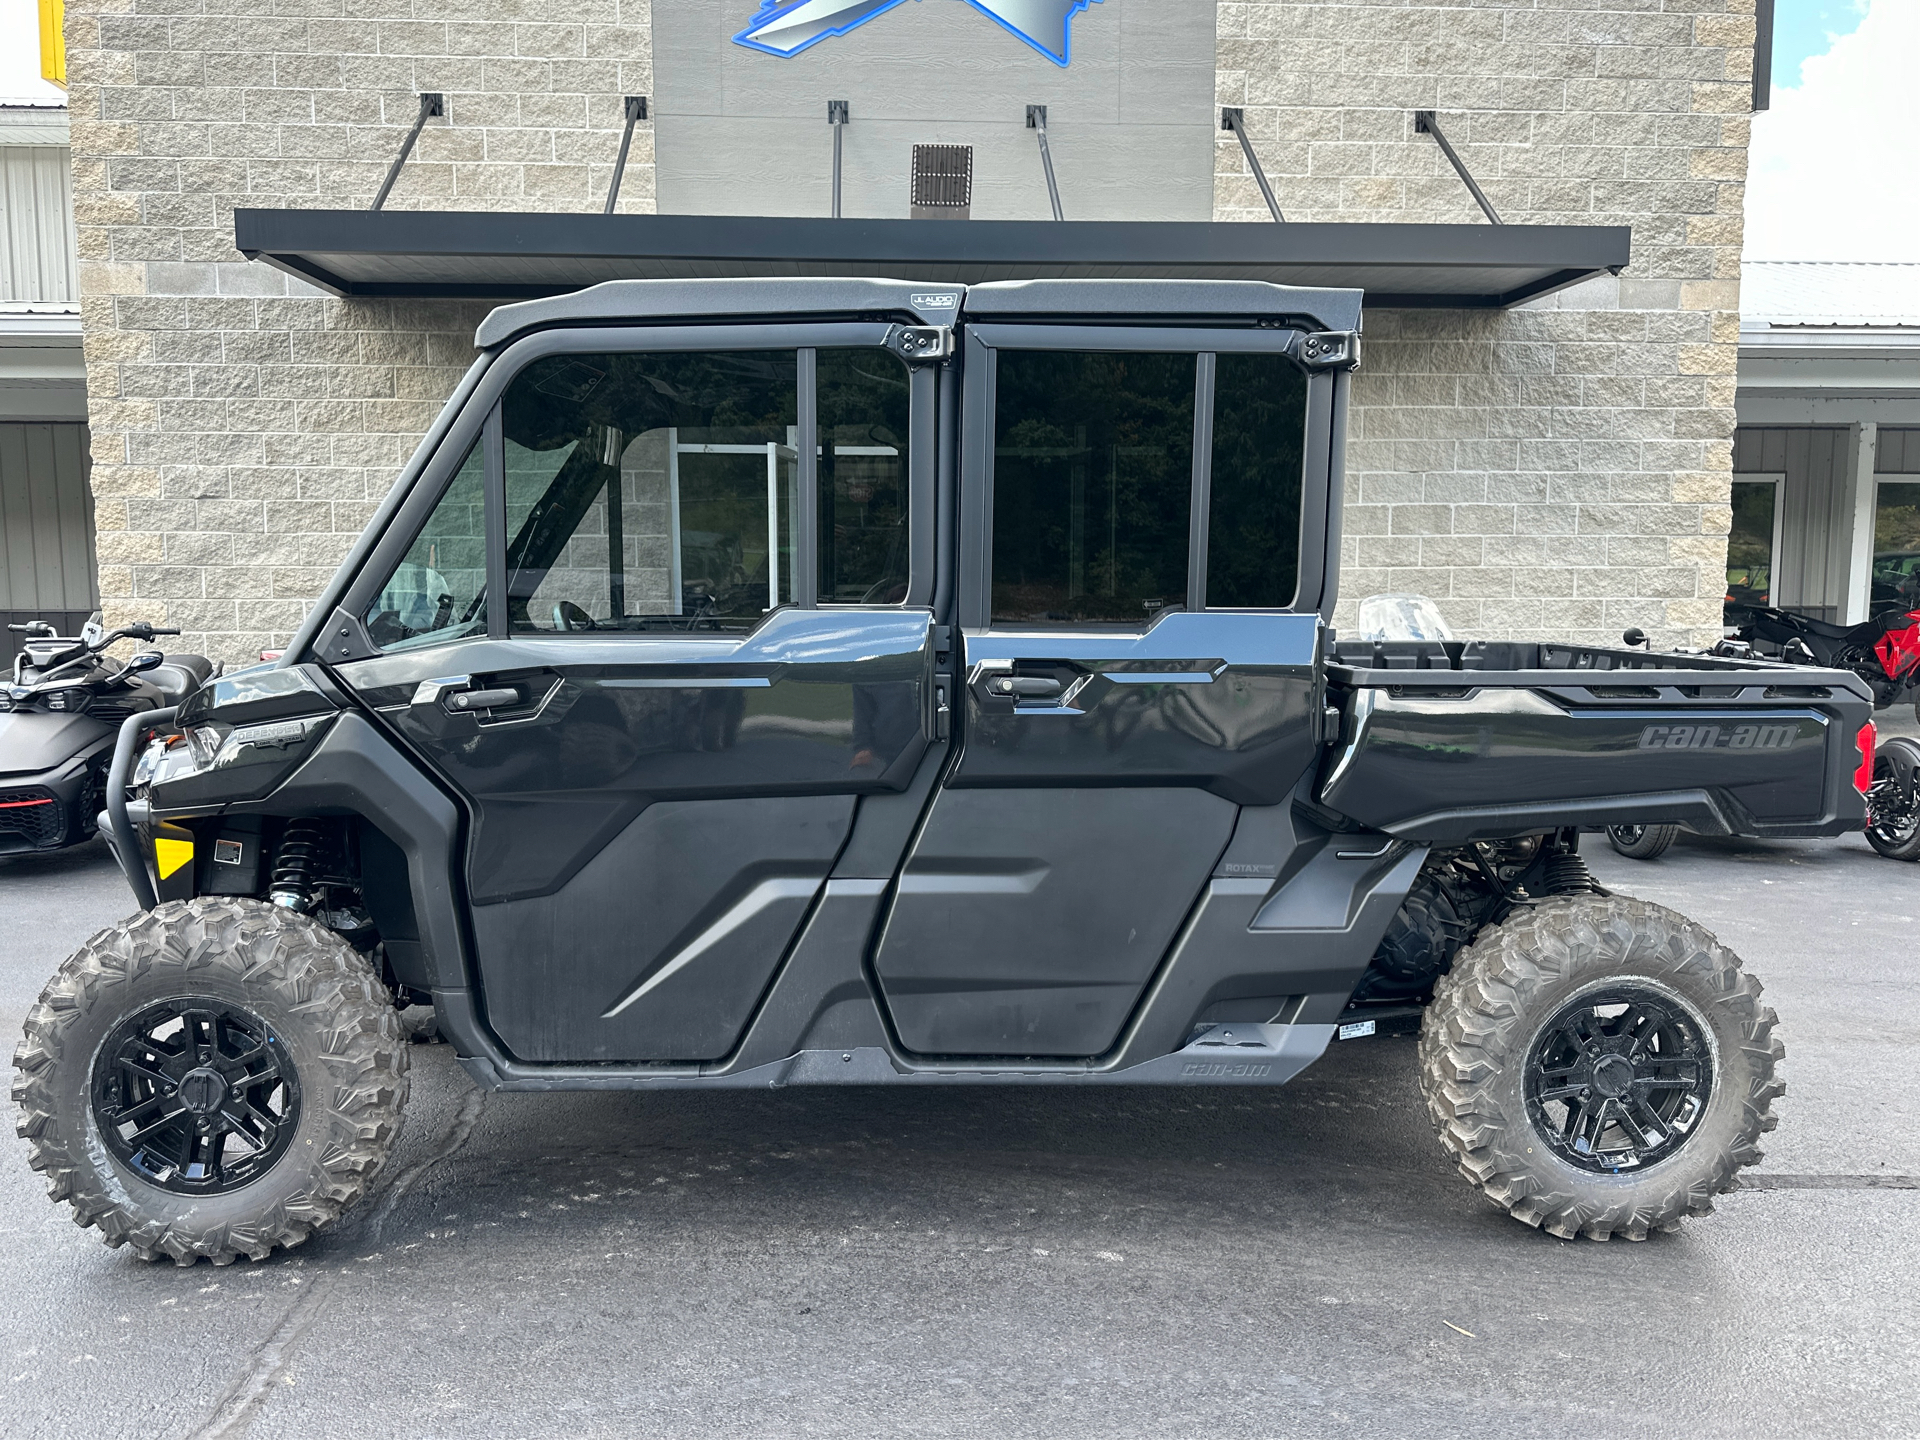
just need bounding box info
[63,0,1753,660]
[62,0,655,660]
[1218,0,1754,643]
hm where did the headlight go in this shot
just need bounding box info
[42,688,90,714]
[132,726,227,789]
[130,736,169,788]
[186,723,229,767]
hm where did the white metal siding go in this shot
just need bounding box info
[0,423,96,612]
[0,146,78,304]
[1733,426,1854,620]
[1877,429,1920,475]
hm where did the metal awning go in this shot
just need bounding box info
[234,210,1629,310]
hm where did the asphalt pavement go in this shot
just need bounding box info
[1,827,1915,1440]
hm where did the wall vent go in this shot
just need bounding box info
[910,145,972,220]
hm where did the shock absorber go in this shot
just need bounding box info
[1541,832,1607,897]
[268,819,327,912]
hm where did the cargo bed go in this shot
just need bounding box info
[1318,639,1874,843]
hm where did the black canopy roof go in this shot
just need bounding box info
[233,210,1629,310]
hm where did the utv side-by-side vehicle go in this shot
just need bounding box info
[13,278,1874,1264]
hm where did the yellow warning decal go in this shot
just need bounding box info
[154,836,193,880]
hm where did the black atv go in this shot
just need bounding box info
[12,279,1873,1264]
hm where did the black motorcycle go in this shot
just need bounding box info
[1728,603,1920,715]
[0,616,216,856]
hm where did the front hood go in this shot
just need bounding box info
[0,708,113,777]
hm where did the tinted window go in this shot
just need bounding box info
[1207,352,1307,608]
[1873,480,1920,610]
[1727,479,1778,615]
[364,440,486,651]
[991,351,1195,626]
[818,348,911,604]
[501,352,798,632]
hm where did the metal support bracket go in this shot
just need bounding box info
[1026,105,1063,221]
[370,93,445,212]
[604,96,650,215]
[828,100,849,218]
[1220,108,1284,222]
[884,324,952,365]
[1413,111,1503,225]
[1296,330,1361,372]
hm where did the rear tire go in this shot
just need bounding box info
[1418,895,1782,1241]
[1865,738,1920,861]
[1606,823,1679,860]
[12,898,408,1265]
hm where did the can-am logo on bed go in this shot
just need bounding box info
[734,0,1102,66]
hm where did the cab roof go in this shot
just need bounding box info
[474,277,1363,349]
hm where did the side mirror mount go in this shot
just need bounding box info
[1622,628,1649,650]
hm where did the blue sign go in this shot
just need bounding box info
[734,0,1103,67]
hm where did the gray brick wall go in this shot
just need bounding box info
[65,0,1752,660]
[1217,0,1755,643]
[64,0,654,660]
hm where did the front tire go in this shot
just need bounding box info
[1865,738,1920,861]
[1606,823,1679,860]
[12,898,408,1265]
[1418,895,1782,1241]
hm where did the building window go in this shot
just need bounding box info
[1726,477,1780,621]
[990,350,1195,627]
[1874,481,1920,612]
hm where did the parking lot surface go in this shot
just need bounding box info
[2,828,1915,1440]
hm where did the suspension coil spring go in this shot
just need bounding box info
[1543,849,1605,896]
[268,819,327,912]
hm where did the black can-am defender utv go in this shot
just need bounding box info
[13,279,1873,1264]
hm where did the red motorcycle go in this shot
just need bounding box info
[1730,604,1920,716]
[1722,605,1920,861]
[1866,736,1920,861]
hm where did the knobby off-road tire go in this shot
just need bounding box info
[12,898,408,1266]
[1417,895,1782,1241]
[1605,823,1680,860]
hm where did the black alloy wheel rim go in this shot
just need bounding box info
[1611,826,1645,844]
[1523,984,1713,1174]
[91,998,301,1194]
[1867,757,1919,844]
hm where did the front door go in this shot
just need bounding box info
[871,321,1331,1058]
[332,330,937,1063]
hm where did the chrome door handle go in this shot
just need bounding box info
[411,676,472,707]
[987,675,1063,699]
[409,676,522,714]
[445,687,521,713]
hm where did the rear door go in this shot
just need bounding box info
[871,296,1338,1058]
[327,320,941,1063]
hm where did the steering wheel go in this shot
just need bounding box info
[552,601,597,633]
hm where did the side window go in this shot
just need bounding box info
[502,351,798,632]
[990,351,1195,627]
[818,348,911,604]
[1207,352,1307,608]
[364,440,487,651]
